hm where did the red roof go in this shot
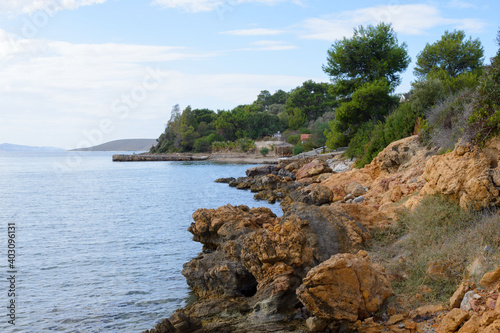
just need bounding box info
[300,134,311,141]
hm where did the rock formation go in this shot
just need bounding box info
[144,134,500,333]
[296,251,393,322]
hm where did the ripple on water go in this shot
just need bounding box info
[0,153,280,332]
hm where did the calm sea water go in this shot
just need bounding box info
[0,151,280,333]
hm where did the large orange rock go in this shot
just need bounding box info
[437,308,470,333]
[421,139,500,210]
[296,251,392,322]
[296,159,331,180]
[321,136,433,218]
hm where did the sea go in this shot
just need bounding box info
[0,151,281,333]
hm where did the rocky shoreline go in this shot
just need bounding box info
[143,135,500,333]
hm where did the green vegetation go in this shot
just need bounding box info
[371,196,500,307]
[414,30,484,78]
[259,147,269,157]
[323,23,410,97]
[323,23,410,152]
[339,27,487,167]
[152,26,498,164]
[151,81,335,154]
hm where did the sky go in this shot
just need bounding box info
[0,0,498,149]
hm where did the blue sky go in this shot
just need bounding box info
[0,0,498,149]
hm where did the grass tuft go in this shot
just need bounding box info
[370,195,500,309]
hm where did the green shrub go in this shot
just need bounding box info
[421,89,474,150]
[345,102,420,168]
[236,138,256,153]
[292,143,304,155]
[259,147,269,156]
[286,134,300,145]
[467,52,500,143]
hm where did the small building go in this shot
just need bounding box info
[300,134,311,142]
[273,142,294,157]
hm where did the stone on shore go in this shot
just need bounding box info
[296,159,332,181]
[296,251,393,322]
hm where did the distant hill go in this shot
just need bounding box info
[71,139,157,152]
[0,143,65,152]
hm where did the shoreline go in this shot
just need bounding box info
[143,136,500,333]
[112,152,281,164]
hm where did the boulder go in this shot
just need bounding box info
[215,177,236,184]
[296,159,331,180]
[437,308,469,333]
[346,182,365,197]
[182,251,257,298]
[480,267,500,287]
[188,204,276,250]
[421,139,500,210]
[327,159,352,173]
[450,281,474,309]
[246,165,280,177]
[283,184,333,206]
[296,251,392,322]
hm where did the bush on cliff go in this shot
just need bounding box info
[345,102,420,167]
[467,32,500,144]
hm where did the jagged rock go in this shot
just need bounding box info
[215,177,236,183]
[181,202,373,327]
[306,316,328,332]
[281,203,371,261]
[346,182,365,197]
[182,251,257,298]
[250,174,282,192]
[327,159,352,173]
[246,165,280,177]
[322,136,433,218]
[278,168,295,179]
[437,308,469,333]
[283,184,333,206]
[296,159,332,181]
[143,311,201,333]
[450,281,474,309]
[353,196,364,203]
[461,291,476,311]
[480,267,500,287]
[458,314,481,333]
[333,203,392,230]
[229,176,252,188]
[421,139,500,210]
[296,251,392,322]
[188,204,276,249]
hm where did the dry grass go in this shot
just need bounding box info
[370,195,500,310]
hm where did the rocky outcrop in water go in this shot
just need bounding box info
[144,135,500,333]
[154,200,381,332]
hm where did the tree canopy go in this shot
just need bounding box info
[323,22,410,97]
[414,30,484,78]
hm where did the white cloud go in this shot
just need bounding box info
[152,0,301,13]
[221,28,285,36]
[0,0,107,15]
[0,29,313,148]
[300,4,487,41]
